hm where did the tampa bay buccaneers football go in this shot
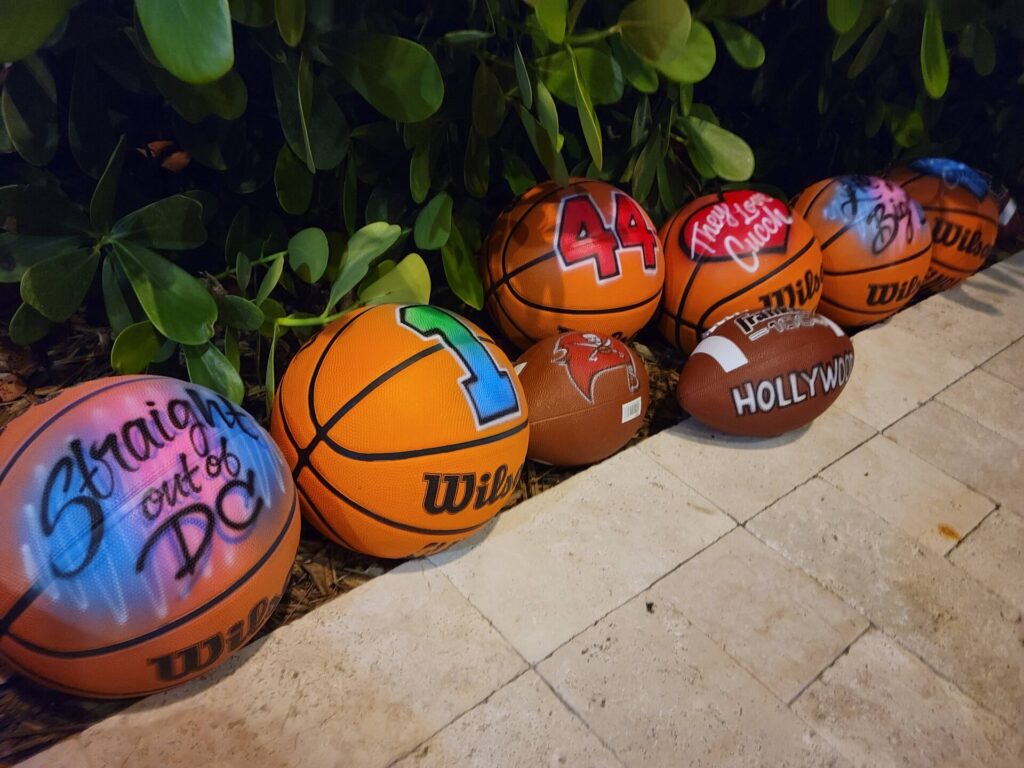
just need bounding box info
[677,308,854,437]
[516,332,649,466]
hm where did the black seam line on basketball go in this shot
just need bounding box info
[0,377,143,485]
[674,253,704,348]
[306,308,369,433]
[484,250,556,298]
[502,287,663,316]
[294,473,358,550]
[921,205,998,226]
[798,177,843,219]
[818,296,897,315]
[928,256,977,276]
[0,654,183,698]
[821,243,933,276]
[490,282,535,343]
[894,172,926,189]
[694,236,816,337]
[319,417,530,461]
[820,219,859,250]
[291,344,445,478]
[659,306,697,329]
[5,491,298,659]
[500,183,581,285]
[296,454,491,536]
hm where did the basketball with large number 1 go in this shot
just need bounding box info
[482,179,664,350]
[657,189,823,353]
[0,375,299,697]
[792,175,933,326]
[887,158,999,293]
[271,304,529,559]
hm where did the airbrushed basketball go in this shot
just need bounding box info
[482,179,664,349]
[658,189,823,353]
[887,158,999,293]
[271,304,529,559]
[516,332,649,466]
[0,375,299,697]
[792,175,933,326]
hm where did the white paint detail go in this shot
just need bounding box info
[819,315,846,338]
[621,397,642,423]
[692,336,749,373]
[514,362,527,375]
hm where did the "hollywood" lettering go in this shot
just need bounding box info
[731,353,854,416]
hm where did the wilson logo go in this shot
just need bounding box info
[756,269,822,309]
[866,276,921,306]
[422,464,523,515]
[931,219,993,260]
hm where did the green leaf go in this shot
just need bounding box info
[148,65,248,124]
[536,47,624,106]
[111,196,207,250]
[535,0,568,44]
[21,247,98,321]
[264,321,279,412]
[274,144,314,215]
[514,43,533,110]
[409,135,433,204]
[230,0,275,27]
[112,240,216,344]
[1,56,58,166]
[440,223,484,309]
[569,48,603,171]
[619,0,692,78]
[111,321,162,374]
[358,252,431,306]
[184,342,245,403]
[714,20,764,69]
[215,294,265,331]
[673,20,716,84]
[501,150,537,196]
[0,234,82,283]
[288,227,329,283]
[255,254,285,305]
[611,38,659,94]
[1,185,89,236]
[442,30,494,46]
[972,23,996,76]
[236,249,253,292]
[827,0,862,33]
[102,257,135,334]
[516,105,568,185]
[271,56,348,172]
[327,221,402,311]
[472,63,507,137]
[9,302,52,345]
[69,50,117,179]
[0,0,71,62]
[535,80,560,144]
[832,1,882,61]
[90,135,127,233]
[275,0,305,46]
[888,106,925,148]
[414,192,453,251]
[682,115,754,181]
[464,130,490,199]
[848,17,887,78]
[632,123,664,202]
[224,328,240,371]
[136,0,234,84]
[323,33,443,123]
[342,157,358,235]
[921,0,949,99]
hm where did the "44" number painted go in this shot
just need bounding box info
[555,193,660,281]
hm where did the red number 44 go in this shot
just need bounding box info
[555,193,660,281]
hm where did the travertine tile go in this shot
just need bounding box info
[749,479,1024,725]
[836,323,972,430]
[537,596,850,768]
[982,338,1024,389]
[431,448,734,663]
[393,671,622,768]
[24,561,526,768]
[820,435,994,554]
[885,401,1023,508]
[950,508,1024,613]
[794,630,1024,768]
[651,528,867,703]
[937,369,1024,446]
[638,407,875,523]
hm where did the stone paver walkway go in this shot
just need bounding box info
[23,252,1024,768]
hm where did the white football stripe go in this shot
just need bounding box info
[693,336,749,373]
[820,315,846,337]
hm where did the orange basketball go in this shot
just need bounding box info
[0,375,299,697]
[270,304,529,559]
[657,189,823,352]
[887,158,999,293]
[792,175,933,326]
[482,178,664,349]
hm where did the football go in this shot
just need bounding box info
[677,308,854,437]
[516,332,649,466]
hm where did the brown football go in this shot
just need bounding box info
[677,309,854,437]
[516,332,649,466]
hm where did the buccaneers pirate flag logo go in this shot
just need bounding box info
[551,332,640,404]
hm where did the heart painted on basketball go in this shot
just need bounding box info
[681,190,793,263]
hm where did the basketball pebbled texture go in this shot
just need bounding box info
[677,309,854,437]
[792,175,933,326]
[270,304,529,559]
[516,332,649,467]
[0,375,299,697]
[482,178,664,350]
[657,189,823,353]
[887,158,999,293]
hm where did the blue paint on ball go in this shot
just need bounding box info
[909,158,990,201]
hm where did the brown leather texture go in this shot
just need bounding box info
[677,309,854,437]
[517,332,649,466]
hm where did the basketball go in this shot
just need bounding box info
[0,375,299,698]
[887,158,999,293]
[657,189,823,353]
[270,304,529,559]
[482,178,664,350]
[792,175,933,326]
